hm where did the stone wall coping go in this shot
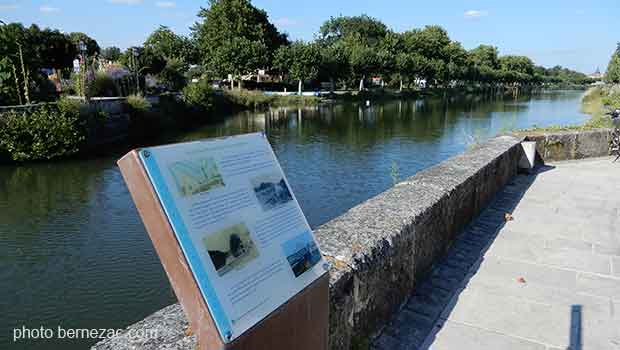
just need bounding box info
[515,127,612,137]
[315,135,520,285]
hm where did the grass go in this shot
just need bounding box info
[222,89,321,109]
[515,85,615,134]
[126,94,152,112]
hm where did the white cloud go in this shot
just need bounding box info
[108,0,142,4]
[0,3,18,11]
[155,1,176,8]
[464,10,488,19]
[40,5,60,13]
[273,17,298,27]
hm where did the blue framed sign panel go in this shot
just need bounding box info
[138,133,326,342]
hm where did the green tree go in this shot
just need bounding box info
[158,58,189,91]
[318,41,348,92]
[32,27,76,72]
[499,55,535,83]
[443,41,469,84]
[605,43,620,83]
[144,25,197,63]
[542,65,591,85]
[376,31,401,86]
[101,47,122,62]
[119,47,166,76]
[143,26,198,91]
[0,24,33,104]
[320,14,388,46]
[0,23,74,104]
[210,37,268,89]
[119,47,166,94]
[69,32,100,56]
[407,26,451,61]
[394,52,419,91]
[274,41,321,95]
[469,45,500,70]
[401,26,452,85]
[343,33,380,90]
[468,45,500,83]
[192,0,288,84]
[319,15,388,90]
[398,30,429,88]
[0,57,16,105]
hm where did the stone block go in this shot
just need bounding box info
[524,129,613,162]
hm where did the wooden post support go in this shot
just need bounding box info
[118,149,329,350]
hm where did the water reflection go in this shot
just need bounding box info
[184,91,587,227]
[0,160,174,350]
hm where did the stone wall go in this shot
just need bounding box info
[83,98,131,147]
[92,135,524,350]
[317,135,522,349]
[521,128,613,162]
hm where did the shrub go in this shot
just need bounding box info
[125,94,174,142]
[222,89,320,109]
[33,77,59,102]
[0,99,85,161]
[126,94,152,113]
[0,57,19,106]
[158,58,188,91]
[71,72,86,97]
[223,89,273,109]
[602,94,620,109]
[185,65,206,81]
[58,96,82,116]
[88,72,119,97]
[182,79,214,112]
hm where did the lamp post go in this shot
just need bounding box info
[79,40,87,99]
[132,47,140,95]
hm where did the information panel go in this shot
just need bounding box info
[138,132,326,342]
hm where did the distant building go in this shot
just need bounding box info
[589,67,604,80]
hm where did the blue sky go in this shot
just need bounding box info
[0,0,617,73]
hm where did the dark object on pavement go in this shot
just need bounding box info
[607,109,620,162]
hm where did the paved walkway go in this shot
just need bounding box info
[372,157,620,350]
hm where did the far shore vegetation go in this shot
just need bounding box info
[1,0,617,162]
[517,43,620,133]
[515,84,620,135]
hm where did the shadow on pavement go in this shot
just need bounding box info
[372,164,557,350]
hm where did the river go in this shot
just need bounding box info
[0,90,589,349]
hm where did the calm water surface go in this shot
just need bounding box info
[0,91,589,349]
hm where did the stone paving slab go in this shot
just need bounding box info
[427,321,547,350]
[372,157,620,350]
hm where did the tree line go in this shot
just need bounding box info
[0,22,100,104]
[192,1,593,93]
[1,0,595,105]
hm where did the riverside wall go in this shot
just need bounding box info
[93,135,525,350]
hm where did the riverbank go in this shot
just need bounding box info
[514,85,618,134]
[0,85,592,164]
[0,88,324,163]
[225,83,590,108]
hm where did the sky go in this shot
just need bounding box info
[0,0,618,74]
